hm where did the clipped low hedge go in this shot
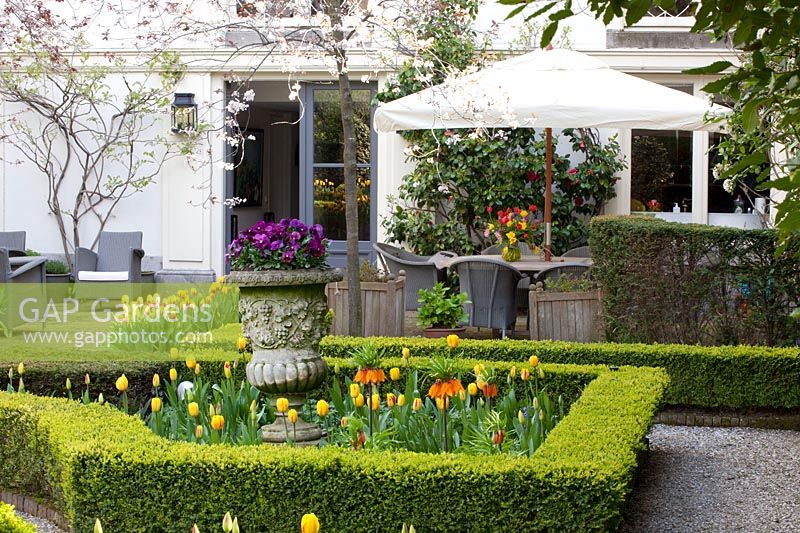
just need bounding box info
[0,502,36,533]
[0,362,668,532]
[317,335,800,410]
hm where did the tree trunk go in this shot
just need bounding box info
[330,1,363,336]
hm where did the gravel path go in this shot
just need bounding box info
[622,424,800,532]
[14,510,65,533]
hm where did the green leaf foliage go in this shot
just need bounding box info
[0,362,668,532]
[0,502,36,533]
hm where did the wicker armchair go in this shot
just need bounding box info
[449,257,526,337]
[562,246,592,258]
[481,243,535,308]
[74,231,144,282]
[535,264,592,290]
[0,247,46,331]
[373,243,454,311]
[0,232,26,257]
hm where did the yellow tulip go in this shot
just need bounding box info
[370,393,380,411]
[467,382,478,396]
[151,397,162,413]
[390,367,401,381]
[349,383,360,398]
[115,374,129,392]
[211,414,225,431]
[17,362,24,376]
[237,337,247,352]
[435,397,446,410]
[458,389,466,401]
[186,356,196,370]
[152,373,160,388]
[355,393,365,408]
[401,347,410,359]
[518,410,525,424]
[84,373,91,386]
[276,397,289,413]
[412,397,422,411]
[529,355,539,367]
[446,334,460,349]
[397,394,406,407]
[288,409,299,424]
[194,363,201,375]
[65,378,71,391]
[473,363,485,375]
[520,368,530,381]
[209,403,216,417]
[224,361,232,379]
[509,366,516,379]
[301,513,320,533]
[316,399,329,417]
[97,393,105,405]
[222,512,234,533]
[232,517,239,533]
[188,402,200,417]
[94,518,104,533]
[195,425,204,439]
[191,524,200,533]
[386,393,396,407]
[169,368,178,382]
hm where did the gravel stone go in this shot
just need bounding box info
[14,510,66,533]
[622,424,800,532]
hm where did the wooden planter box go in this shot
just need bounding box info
[529,289,603,342]
[326,275,405,337]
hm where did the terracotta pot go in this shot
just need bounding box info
[423,326,467,339]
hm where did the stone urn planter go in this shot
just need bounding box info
[227,268,342,445]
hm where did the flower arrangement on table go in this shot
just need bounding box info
[483,206,541,262]
[227,218,328,270]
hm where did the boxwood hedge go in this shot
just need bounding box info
[315,335,800,410]
[0,502,36,533]
[0,362,668,533]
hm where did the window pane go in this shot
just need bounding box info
[313,167,371,241]
[631,129,693,212]
[313,89,372,164]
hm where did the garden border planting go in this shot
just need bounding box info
[316,335,800,409]
[0,362,668,532]
[0,501,36,533]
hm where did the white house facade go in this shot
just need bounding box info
[0,1,760,281]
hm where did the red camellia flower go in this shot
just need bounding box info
[568,168,578,175]
[486,206,493,214]
[527,171,541,181]
[575,197,584,207]
[529,204,537,212]
[587,169,594,175]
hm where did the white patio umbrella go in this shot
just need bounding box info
[374,48,731,260]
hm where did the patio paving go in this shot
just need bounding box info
[621,424,800,532]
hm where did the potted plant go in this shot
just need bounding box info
[45,259,71,283]
[326,260,405,336]
[528,273,603,342]
[225,219,342,445]
[417,282,469,338]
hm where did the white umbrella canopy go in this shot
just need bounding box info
[374,49,730,133]
[373,48,731,259]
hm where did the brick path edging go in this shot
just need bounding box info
[0,491,71,532]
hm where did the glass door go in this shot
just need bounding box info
[300,84,376,268]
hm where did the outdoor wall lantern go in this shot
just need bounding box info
[171,92,197,133]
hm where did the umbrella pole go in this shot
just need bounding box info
[545,127,552,261]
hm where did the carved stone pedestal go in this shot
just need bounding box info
[227,268,343,446]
